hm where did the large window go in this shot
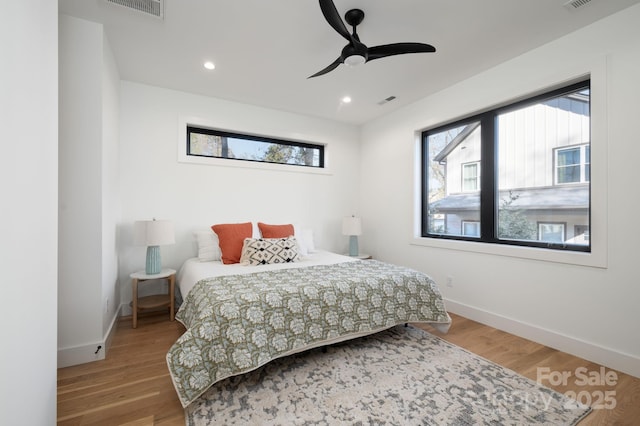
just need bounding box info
[422,80,590,252]
[187,126,324,168]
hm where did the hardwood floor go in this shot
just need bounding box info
[57,313,185,426]
[57,312,640,425]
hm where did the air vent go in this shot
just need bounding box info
[106,0,164,19]
[563,0,593,11]
[377,96,397,106]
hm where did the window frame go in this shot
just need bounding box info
[462,161,481,192]
[462,220,480,237]
[574,225,590,241]
[186,125,325,169]
[421,79,591,253]
[537,222,567,243]
[554,144,590,185]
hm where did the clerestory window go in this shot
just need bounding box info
[187,126,324,168]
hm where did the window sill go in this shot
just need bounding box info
[178,154,333,175]
[410,236,606,269]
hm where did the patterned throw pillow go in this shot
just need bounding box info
[240,237,300,265]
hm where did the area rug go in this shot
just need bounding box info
[186,325,591,425]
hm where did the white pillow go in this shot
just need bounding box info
[240,237,300,265]
[295,227,316,256]
[194,230,221,262]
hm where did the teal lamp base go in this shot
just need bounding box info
[145,245,162,274]
[348,235,359,256]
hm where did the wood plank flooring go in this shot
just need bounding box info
[57,312,640,425]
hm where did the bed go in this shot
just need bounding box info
[167,250,451,407]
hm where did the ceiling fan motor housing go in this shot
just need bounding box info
[342,43,368,65]
[344,9,365,27]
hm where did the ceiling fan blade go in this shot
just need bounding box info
[308,57,343,78]
[318,0,354,43]
[367,42,436,61]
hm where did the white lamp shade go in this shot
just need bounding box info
[134,220,175,246]
[342,216,362,236]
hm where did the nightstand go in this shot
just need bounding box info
[344,254,372,260]
[130,268,176,328]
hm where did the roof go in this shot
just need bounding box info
[433,122,480,163]
[432,184,589,212]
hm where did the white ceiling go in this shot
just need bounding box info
[59,0,640,125]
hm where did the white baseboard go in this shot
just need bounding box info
[445,298,640,379]
[57,303,122,368]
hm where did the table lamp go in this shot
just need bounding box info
[342,216,362,257]
[134,219,175,274]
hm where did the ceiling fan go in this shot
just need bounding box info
[309,0,436,78]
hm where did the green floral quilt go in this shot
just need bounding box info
[167,259,451,407]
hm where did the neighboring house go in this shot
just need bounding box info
[428,90,590,245]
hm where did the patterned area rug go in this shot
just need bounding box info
[186,325,591,425]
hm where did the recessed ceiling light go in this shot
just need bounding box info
[342,96,352,103]
[203,61,215,70]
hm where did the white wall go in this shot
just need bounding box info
[117,82,360,312]
[102,30,121,337]
[360,5,640,377]
[0,2,58,425]
[58,15,121,367]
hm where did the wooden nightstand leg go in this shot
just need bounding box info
[132,278,139,329]
[169,274,175,321]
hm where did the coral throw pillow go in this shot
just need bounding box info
[258,222,294,239]
[211,222,253,264]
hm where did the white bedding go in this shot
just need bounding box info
[177,250,357,299]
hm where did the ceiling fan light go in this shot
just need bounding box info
[344,54,366,67]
